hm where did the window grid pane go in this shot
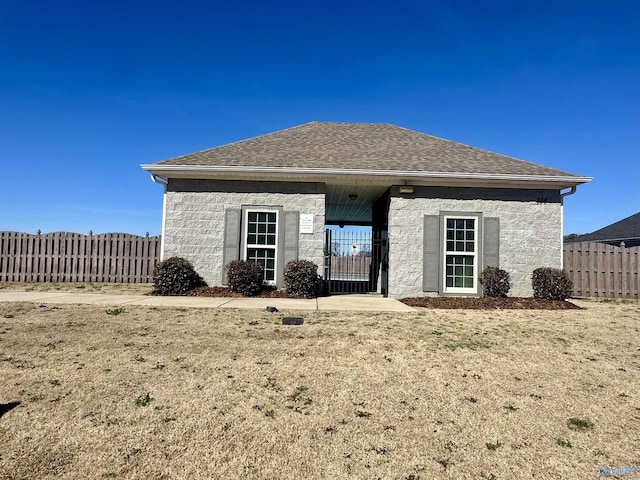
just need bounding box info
[446,255,475,289]
[445,218,475,255]
[247,248,276,281]
[247,211,277,248]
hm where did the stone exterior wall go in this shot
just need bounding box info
[163,179,325,286]
[387,186,563,298]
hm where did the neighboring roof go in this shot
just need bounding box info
[142,122,591,189]
[573,212,640,244]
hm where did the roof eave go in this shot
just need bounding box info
[140,164,592,190]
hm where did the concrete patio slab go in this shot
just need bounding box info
[0,291,415,312]
[317,294,416,312]
[42,294,149,305]
[0,291,78,303]
[221,297,318,310]
[131,296,233,308]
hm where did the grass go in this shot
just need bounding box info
[135,393,152,407]
[0,281,153,295]
[556,438,573,448]
[567,417,594,431]
[0,295,638,479]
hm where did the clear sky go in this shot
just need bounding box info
[1,0,638,236]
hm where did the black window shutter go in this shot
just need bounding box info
[223,209,241,283]
[423,215,440,292]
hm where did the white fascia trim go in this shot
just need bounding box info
[140,164,592,188]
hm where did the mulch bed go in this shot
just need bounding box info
[186,286,581,309]
[186,286,304,299]
[399,296,582,310]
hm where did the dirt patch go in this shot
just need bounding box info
[400,296,582,310]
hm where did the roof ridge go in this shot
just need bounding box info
[307,121,392,125]
[159,122,400,163]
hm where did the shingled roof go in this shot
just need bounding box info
[142,122,590,188]
[573,212,640,246]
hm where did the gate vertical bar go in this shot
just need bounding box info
[381,231,388,297]
[324,228,332,290]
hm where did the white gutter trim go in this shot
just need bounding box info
[150,173,168,186]
[140,164,592,186]
[559,186,578,270]
[149,173,168,260]
[559,186,577,203]
[159,190,166,260]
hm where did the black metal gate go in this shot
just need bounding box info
[323,228,388,296]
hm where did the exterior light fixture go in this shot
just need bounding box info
[348,193,358,201]
[399,186,414,194]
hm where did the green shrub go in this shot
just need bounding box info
[152,257,205,296]
[226,260,264,297]
[284,260,321,297]
[479,266,511,297]
[532,267,573,300]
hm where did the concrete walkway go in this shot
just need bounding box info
[0,291,416,312]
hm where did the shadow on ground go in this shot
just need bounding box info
[0,402,20,419]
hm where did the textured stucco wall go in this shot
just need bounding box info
[163,179,325,286]
[162,180,563,297]
[387,186,563,298]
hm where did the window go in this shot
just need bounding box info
[223,207,300,287]
[244,210,278,283]
[443,216,478,293]
[424,212,498,296]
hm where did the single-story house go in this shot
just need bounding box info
[570,212,640,248]
[141,122,591,297]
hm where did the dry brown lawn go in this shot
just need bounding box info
[0,294,638,479]
[0,282,153,295]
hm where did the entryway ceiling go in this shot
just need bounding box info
[325,184,389,225]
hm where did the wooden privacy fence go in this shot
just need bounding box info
[0,231,161,283]
[563,242,639,299]
[329,256,371,277]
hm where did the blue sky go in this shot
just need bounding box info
[1,0,637,236]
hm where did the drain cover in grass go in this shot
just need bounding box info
[282,317,304,325]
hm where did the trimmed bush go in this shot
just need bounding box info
[532,267,573,300]
[226,260,264,297]
[479,266,511,297]
[284,260,321,297]
[152,257,205,296]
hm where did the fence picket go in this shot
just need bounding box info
[7,233,16,282]
[24,234,33,282]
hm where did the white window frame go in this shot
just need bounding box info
[243,209,279,285]
[442,215,478,294]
